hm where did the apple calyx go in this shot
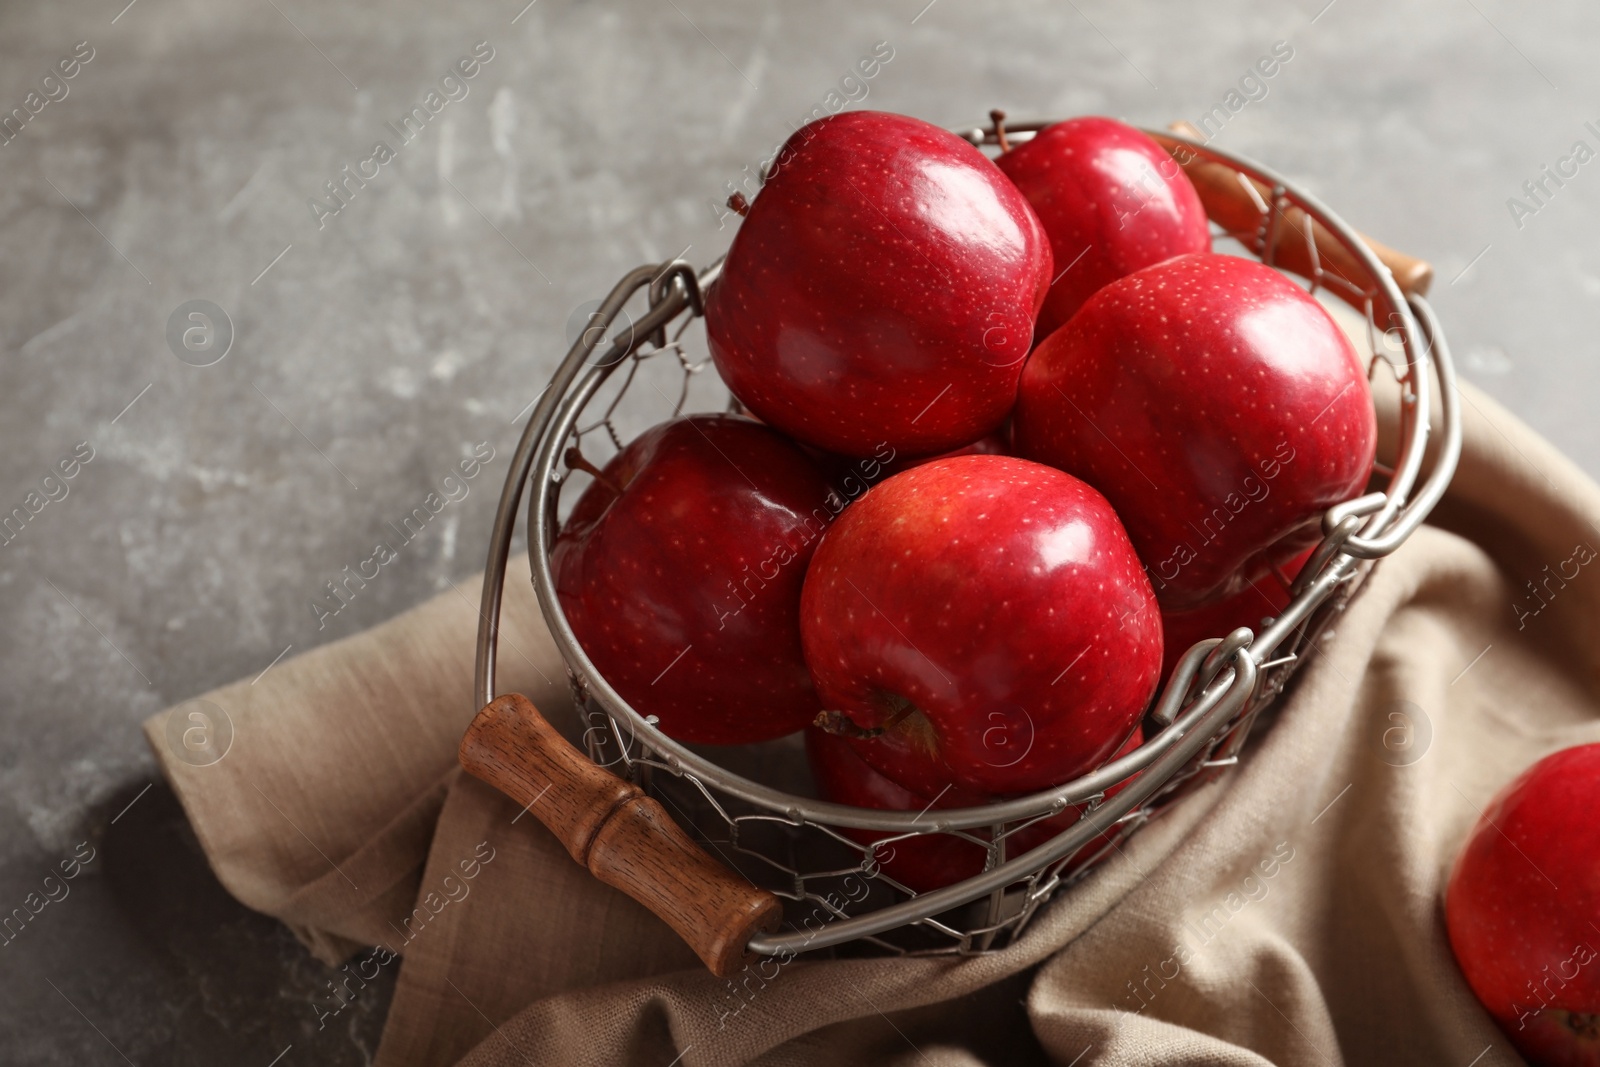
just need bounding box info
[726,191,750,217]
[989,108,1011,152]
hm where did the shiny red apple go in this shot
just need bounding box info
[806,725,1143,893]
[1446,743,1600,1065]
[995,116,1210,338]
[799,454,1161,795]
[553,414,837,744]
[1014,252,1376,610]
[706,110,1052,458]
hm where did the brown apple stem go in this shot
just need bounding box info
[989,109,1010,153]
[564,447,623,497]
[726,191,750,217]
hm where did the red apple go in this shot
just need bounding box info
[995,116,1210,338]
[806,725,1143,893]
[799,454,1162,795]
[1446,743,1600,1065]
[706,110,1053,458]
[1014,252,1376,610]
[553,414,838,744]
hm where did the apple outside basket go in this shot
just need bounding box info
[457,118,1462,978]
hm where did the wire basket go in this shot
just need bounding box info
[462,118,1462,976]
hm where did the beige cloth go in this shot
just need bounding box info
[145,380,1600,1066]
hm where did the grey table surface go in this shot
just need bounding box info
[1,0,1594,1062]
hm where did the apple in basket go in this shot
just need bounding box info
[805,725,1144,893]
[1446,743,1600,1065]
[799,454,1161,796]
[705,110,1053,459]
[994,115,1211,338]
[1014,252,1376,610]
[552,414,839,745]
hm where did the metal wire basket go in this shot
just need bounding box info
[462,117,1462,976]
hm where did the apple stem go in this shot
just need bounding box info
[989,109,1011,153]
[726,192,750,217]
[563,447,624,497]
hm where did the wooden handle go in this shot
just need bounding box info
[459,693,782,977]
[1160,121,1433,300]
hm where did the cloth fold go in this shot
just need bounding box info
[146,378,1600,1066]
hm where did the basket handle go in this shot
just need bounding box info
[459,693,783,977]
[1161,121,1434,298]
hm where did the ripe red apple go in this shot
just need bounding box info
[1446,743,1600,1065]
[1014,253,1376,610]
[799,454,1161,795]
[805,725,1143,893]
[706,110,1053,458]
[553,414,838,744]
[995,116,1210,338]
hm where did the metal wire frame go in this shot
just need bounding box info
[472,123,1462,961]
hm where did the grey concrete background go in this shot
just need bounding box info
[0,0,1594,1062]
